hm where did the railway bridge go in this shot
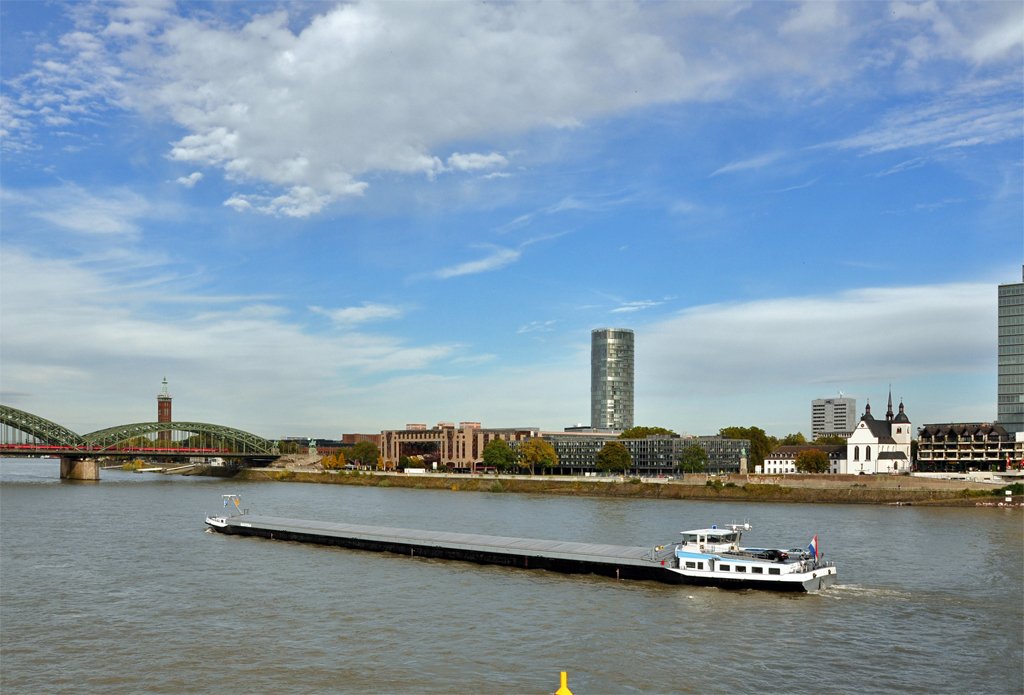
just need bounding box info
[0,405,279,480]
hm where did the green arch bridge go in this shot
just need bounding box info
[0,405,280,478]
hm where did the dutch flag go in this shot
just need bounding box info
[808,535,819,559]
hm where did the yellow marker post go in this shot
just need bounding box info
[555,671,573,695]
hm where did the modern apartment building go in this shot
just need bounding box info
[916,422,1023,473]
[811,396,856,439]
[591,328,634,431]
[998,267,1024,433]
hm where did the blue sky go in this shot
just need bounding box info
[1,1,1022,439]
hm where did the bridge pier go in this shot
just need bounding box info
[61,457,99,481]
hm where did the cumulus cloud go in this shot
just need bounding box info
[434,247,521,279]
[310,303,403,324]
[639,283,994,397]
[175,172,203,187]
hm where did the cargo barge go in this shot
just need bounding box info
[206,499,835,591]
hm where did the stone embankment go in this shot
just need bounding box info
[197,467,1021,507]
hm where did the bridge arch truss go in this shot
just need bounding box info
[82,422,276,455]
[0,405,87,447]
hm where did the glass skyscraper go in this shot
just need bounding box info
[999,269,1024,433]
[591,328,634,431]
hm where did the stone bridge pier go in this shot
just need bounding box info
[61,457,99,481]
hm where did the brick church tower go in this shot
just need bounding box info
[157,377,172,441]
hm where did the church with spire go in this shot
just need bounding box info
[844,389,912,474]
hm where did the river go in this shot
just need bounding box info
[1,459,1021,694]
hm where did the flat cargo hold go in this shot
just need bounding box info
[207,514,680,583]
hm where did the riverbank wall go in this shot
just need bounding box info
[199,468,1020,507]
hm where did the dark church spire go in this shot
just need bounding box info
[886,386,894,423]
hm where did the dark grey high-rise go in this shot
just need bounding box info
[998,267,1024,433]
[591,328,634,431]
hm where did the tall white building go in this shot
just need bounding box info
[811,395,856,439]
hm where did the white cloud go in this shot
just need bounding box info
[434,247,521,279]
[710,152,786,177]
[3,185,150,235]
[612,300,663,313]
[447,152,508,171]
[639,282,994,398]
[827,82,1022,154]
[518,320,557,334]
[175,172,203,187]
[482,172,511,180]
[310,303,403,324]
[779,2,845,35]
[0,248,453,433]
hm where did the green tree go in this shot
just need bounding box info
[779,432,808,446]
[719,426,774,470]
[482,438,517,471]
[794,449,831,473]
[349,441,379,467]
[677,444,708,474]
[812,435,848,445]
[596,440,631,474]
[519,438,559,475]
[619,426,676,440]
[398,455,411,470]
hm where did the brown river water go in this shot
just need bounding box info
[1,459,1022,694]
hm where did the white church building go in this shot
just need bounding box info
[845,393,912,474]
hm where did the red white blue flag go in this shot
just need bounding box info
[808,535,819,558]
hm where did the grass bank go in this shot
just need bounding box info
[205,468,1022,507]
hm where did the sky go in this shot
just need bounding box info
[1,1,1022,440]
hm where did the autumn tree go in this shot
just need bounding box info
[619,426,676,440]
[677,444,708,474]
[322,451,346,470]
[482,438,517,472]
[794,449,831,473]
[519,438,559,475]
[596,441,631,474]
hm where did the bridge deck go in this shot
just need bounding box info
[215,515,679,582]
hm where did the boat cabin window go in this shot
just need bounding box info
[736,565,747,573]
[705,532,738,544]
[681,533,700,543]
[769,568,781,575]
[719,564,731,571]
[752,567,763,574]
[697,562,703,570]
[685,561,696,569]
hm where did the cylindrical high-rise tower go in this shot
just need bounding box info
[591,328,634,431]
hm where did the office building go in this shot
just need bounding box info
[998,267,1024,433]
[811,395,856,439]
[380,422,538,471]
[591,328,634,431]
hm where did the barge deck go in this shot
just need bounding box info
[207,514,680,583]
